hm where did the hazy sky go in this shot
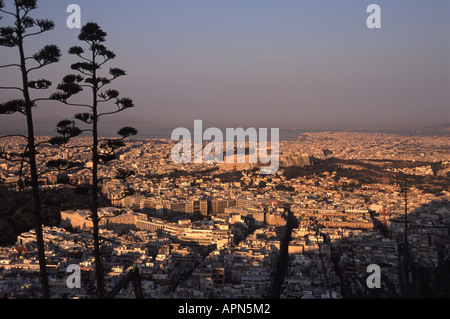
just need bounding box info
[0,0,449,137]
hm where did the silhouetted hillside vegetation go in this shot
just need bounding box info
[0,186,90,245]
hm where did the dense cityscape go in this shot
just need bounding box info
[0,131,448,299]
[0,2,448,316]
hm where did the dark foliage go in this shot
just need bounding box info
[0,186,90,245]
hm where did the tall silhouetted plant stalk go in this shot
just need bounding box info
[0,0,62,299]
[50,22,137,298]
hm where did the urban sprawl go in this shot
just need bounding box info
[0,131,449,299]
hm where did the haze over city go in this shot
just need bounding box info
[0,0,449,137]
[0,0,450,306]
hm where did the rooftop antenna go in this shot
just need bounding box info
[399,172,410,297]
[400,174,408,246]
